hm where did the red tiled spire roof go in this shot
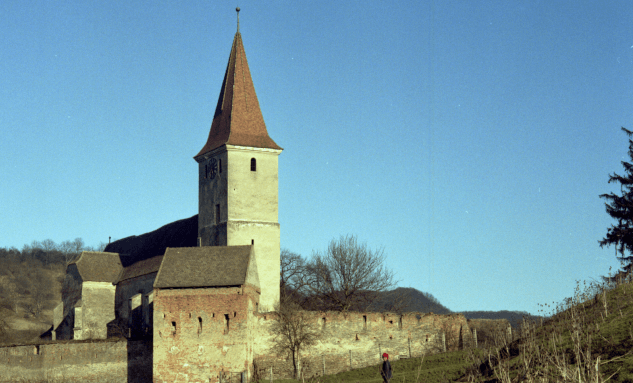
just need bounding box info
[195,32,281,159]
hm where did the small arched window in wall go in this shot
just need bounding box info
[363,315,367,330]
[219,158,222,174]
[224,314,230,334]
[198,317,202,334]
[251,158,256,172]
[171,321,177,335]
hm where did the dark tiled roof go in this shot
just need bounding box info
[72,252,122,283]
[117,255,164,283]
[104,215,198,267]
[154,246,258,289]
[195,32,281,159]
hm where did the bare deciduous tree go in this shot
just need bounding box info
[280,249,307,304]
[25,269,54,318]
[72,237,86,256]
[301,235,397,312]
[270,297,319,379]
[59,240,77,265]
[40,239,57,268]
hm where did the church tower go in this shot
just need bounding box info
[194,11,282,311]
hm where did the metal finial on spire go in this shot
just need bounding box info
[236,7,240,32]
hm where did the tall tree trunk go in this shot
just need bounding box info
[293,349,302,379]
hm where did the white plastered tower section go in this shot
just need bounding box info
[195,30,282,312]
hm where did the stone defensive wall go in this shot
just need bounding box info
[0,339,151,383]
[252,311,475,380]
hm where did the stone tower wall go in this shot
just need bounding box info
[198,146,281,311]
[198,149,229,247]
[225,148,281,311]
[152,286,259,383]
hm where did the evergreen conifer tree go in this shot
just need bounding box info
[600,127,633,277]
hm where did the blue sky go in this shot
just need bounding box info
[2,1,632,315]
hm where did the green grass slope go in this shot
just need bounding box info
[270,350,479,383]
[464,280,633,382]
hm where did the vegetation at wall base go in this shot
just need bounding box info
[263,349,476,383]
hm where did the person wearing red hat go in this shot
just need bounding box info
[380,353,392,383]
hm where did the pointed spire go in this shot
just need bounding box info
[236,7,240,33]
[195,19,281,160]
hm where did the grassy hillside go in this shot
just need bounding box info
[463,278,633,382]
[269,350,479,383]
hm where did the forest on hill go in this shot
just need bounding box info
[0,238,105,345]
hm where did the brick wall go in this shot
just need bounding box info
[153,285,259,383]
[252,311,474,380]
[0,339,151,383]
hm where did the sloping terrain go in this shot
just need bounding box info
[462,280,633,382]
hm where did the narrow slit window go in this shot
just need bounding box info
[215,204,220,224]
[171,321,177,335]
[363,315,367,330]
[224,314,230,334]
[250,158,256,171]
[219,158,222,173]
[198,317,202,334]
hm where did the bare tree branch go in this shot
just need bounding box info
[270,296,319,379]
[301,235,398,312]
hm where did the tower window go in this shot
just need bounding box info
[219,158,222,173]
[250,158,256,171]
[215,204,220,224]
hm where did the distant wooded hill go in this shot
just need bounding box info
[369,287,452,314]
[371,287,540,328]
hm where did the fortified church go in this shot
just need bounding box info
[53,10,282,380]
[0,10,492,383]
